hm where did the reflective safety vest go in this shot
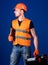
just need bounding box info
[12,18,31,46]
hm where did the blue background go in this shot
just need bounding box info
[0,0,48,65]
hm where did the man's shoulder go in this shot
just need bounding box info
[25,18,31,22]
[12,19,17,22]
[11,19,18,25]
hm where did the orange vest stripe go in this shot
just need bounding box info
[15,36,31,40]
[15,29,30,34]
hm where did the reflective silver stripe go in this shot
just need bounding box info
[15,36,31,40]
[16,29,29,34]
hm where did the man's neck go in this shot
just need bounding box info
[18,15,25,22]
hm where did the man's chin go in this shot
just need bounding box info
[15,16,19,18]
[15,15,19,17]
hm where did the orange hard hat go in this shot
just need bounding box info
[14,3,27,11]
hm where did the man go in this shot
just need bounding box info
[8,3,39,65]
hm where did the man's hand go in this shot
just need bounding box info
[33,49,39,57]
[8,35,13,42]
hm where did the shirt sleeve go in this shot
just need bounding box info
[29,21,34,29]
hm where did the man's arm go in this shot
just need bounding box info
[9,28,12,35]
[8,28,13,42]
[30,28,39,56]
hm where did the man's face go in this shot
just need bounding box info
[14,8,21,17]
